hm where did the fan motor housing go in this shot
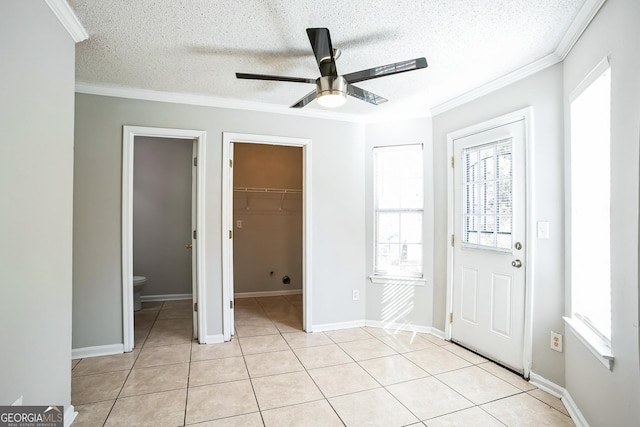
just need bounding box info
[317,76,347,97]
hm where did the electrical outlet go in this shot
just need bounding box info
[352,289,360,301]
[550,331,563,352]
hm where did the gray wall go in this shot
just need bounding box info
[432,64,566,385]
[133,137,193,297]
[364,117,435,329]
[73,94,366,347]
[0,0,76,407]
[562,0,640,424]
[233,144,303,294]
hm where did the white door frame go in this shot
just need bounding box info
[122,126,208,352]
[222,132,312,342]
[445,107,534,377]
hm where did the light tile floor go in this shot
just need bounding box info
[71,295,575,426]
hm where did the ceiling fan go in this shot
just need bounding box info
[236,28,428,108]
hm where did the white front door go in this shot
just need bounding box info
[451,119,526,372]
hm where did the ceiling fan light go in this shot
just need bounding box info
[317,91,347,108]
[316,76,348,108]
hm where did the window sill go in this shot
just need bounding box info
[563,316,614,370]
[369,275,425,286]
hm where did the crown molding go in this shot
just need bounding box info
[44,0,88,43]
[555,0,607,59]
[430,52,562,116]
[75,81,366,123]
[431,0,607,116]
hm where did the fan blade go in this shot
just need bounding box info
[291,89,318,108]
[346,84,388,105]
[236,73,316,84]
[343,57,427,84]
[306,28,338,77]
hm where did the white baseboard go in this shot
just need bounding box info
[562,390,590,427]
[364,320,432,334]
[529,371,589,427]
[203,334,225,344]
[529,371,565,398]
[429,327,446,340]
[312,320,366,332]
[234,289,302,298]
[72,343,124,360]
[140,293,192,302]
[65,405,77,427]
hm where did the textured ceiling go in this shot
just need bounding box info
[69,0,586,117]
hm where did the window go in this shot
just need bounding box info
[462,139,513,251]
[569,60,611,345]
[373,144,423,277]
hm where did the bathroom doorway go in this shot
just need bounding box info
[122,126,207,352]
[222,133,312,341]
[133,136,193,300]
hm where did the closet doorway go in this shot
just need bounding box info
[222,133,312,341]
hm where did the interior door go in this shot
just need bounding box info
[451,119,526,372]
[191,140,198,339]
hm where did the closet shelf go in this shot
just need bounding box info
[233,187,302,194]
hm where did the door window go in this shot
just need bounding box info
[462,139,513,251]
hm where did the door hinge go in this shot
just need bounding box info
[450,312,454,323]
[451,156,454,168]
[230,300,234,309]
[229,230,233,239]
[193,157,197,167]
[193,230,197,239]
[194,302,198,312]
[229,159,233,168]
[451,234,455,247]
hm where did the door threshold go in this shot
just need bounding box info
[450,340,527,379]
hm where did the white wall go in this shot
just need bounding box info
[0,0,76,409]
[73,94,367,347]
[562,0,640,424]
[432,64,566,385]
[364,117,435,330]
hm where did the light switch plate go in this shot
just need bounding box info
[537,221,550,239]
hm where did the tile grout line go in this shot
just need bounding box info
[101,301,164,425]
[250,296,349,425]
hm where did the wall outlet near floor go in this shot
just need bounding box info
[550,331,563,352]
[352,289,360,301]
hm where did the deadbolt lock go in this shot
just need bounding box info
[515,242,522,250]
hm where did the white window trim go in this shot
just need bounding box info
[372,144,425,279]
[563,316,613,370]
[369,275,426,286]
[565,55,614,369]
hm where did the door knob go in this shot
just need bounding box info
[185,243,192,249]
[511,259,522,268]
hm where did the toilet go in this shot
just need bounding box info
[133,276,147,311]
